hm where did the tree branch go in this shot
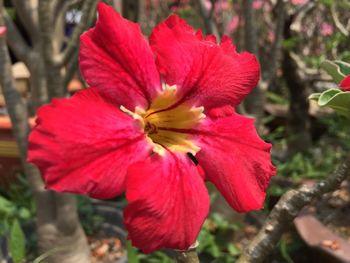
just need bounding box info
[330,3,349,37]
[4,11,32,65]
[237,154,350,263]
[197,0,220,39]
[52,0,83,26]
[263,0,285,83]
[10,0,39,40]
[51,0,98,67]
[63,48,79,89]
[0,0,45,193]
[243,0,259,57]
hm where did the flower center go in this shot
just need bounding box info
[121,84,205,156]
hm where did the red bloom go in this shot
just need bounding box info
[340,75,350,91]
[28,3,275,253]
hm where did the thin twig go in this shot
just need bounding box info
[10,0,39,40]
[3,10,32,65]
[0,0,45,192]
[330,3,349,37]
[51,0,98,67]
[263,0,285,83]
[197,0,220,39]
[63,48,79,89]
[237,154,350,263]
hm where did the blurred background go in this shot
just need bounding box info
[0,0,350,262]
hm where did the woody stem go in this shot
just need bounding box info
[175,250,200,263]
[174,242,200,263]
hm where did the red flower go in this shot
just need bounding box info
[28,3,275,253]
[340,75,350,91]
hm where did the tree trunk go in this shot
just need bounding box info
[1,1,91,262]
[283,51,312,154]
[242,0,266,127]
[283,15,311,155]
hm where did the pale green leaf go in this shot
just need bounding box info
[308,93,321,101]
[317,88,350,118]
[0,196,16,218]
[127,240,139,263]
[334,60,350,76]
[9,219,26,263]
[320,60,346,83]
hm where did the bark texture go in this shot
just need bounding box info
[1,1,98,262]
[283,15,311,154]
[237,155,350,263]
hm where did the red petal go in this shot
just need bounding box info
[28,88,151,199]
[124,153,209,253]
[340,75,350,91]
[150,16,259,109]
[194,110,275,212]
[80,3,161,110]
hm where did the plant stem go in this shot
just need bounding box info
[175,242,200,263]
[175,249,200,263]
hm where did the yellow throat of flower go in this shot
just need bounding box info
[121,84,205,156]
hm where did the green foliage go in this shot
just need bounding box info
[76,196,104,235]
[304,55,326,69]
[129,212,242,262]
[279,238,294,263]
[5,8,16,19]
[9,219,26,263]
[137,251,173,263]
[0,195,17,218]
[277,147,342,181]
[320,0,334,6]
[32,246,72,263]
[319,89,350,117]
[320,60,346,83]
[282,37,299,50]
[266,91,288,105]
[310,60,350,118]
[127,241,140,263]
[196,213,241,262]
[334,60,350,75]
[310,87,350,118]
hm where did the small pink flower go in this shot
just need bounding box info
[268,31,275,43]
[253,0,264,10]
[28,2,275,253]
[226,16,239,34]
[0,26,7,37]
[291,0,307,5]
[215,0,230,12]
[320,22,334,37]
[204,0,212,11]
[170,5,179,12]
[340,75,350,91]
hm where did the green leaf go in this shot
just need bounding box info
[308,93,321,101]
[317,88,350,118]
[127,240,139,263]
[320,60,345,83]
[334,60,350,75]
[280,239,294,263]
[33,246,71,263]
[9,219,26,263]
[0,196,16,218]
[320,0,333,6]
[318,88,342,105]
[227,243,240,257]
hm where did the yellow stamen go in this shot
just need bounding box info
[122,84,205,156]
